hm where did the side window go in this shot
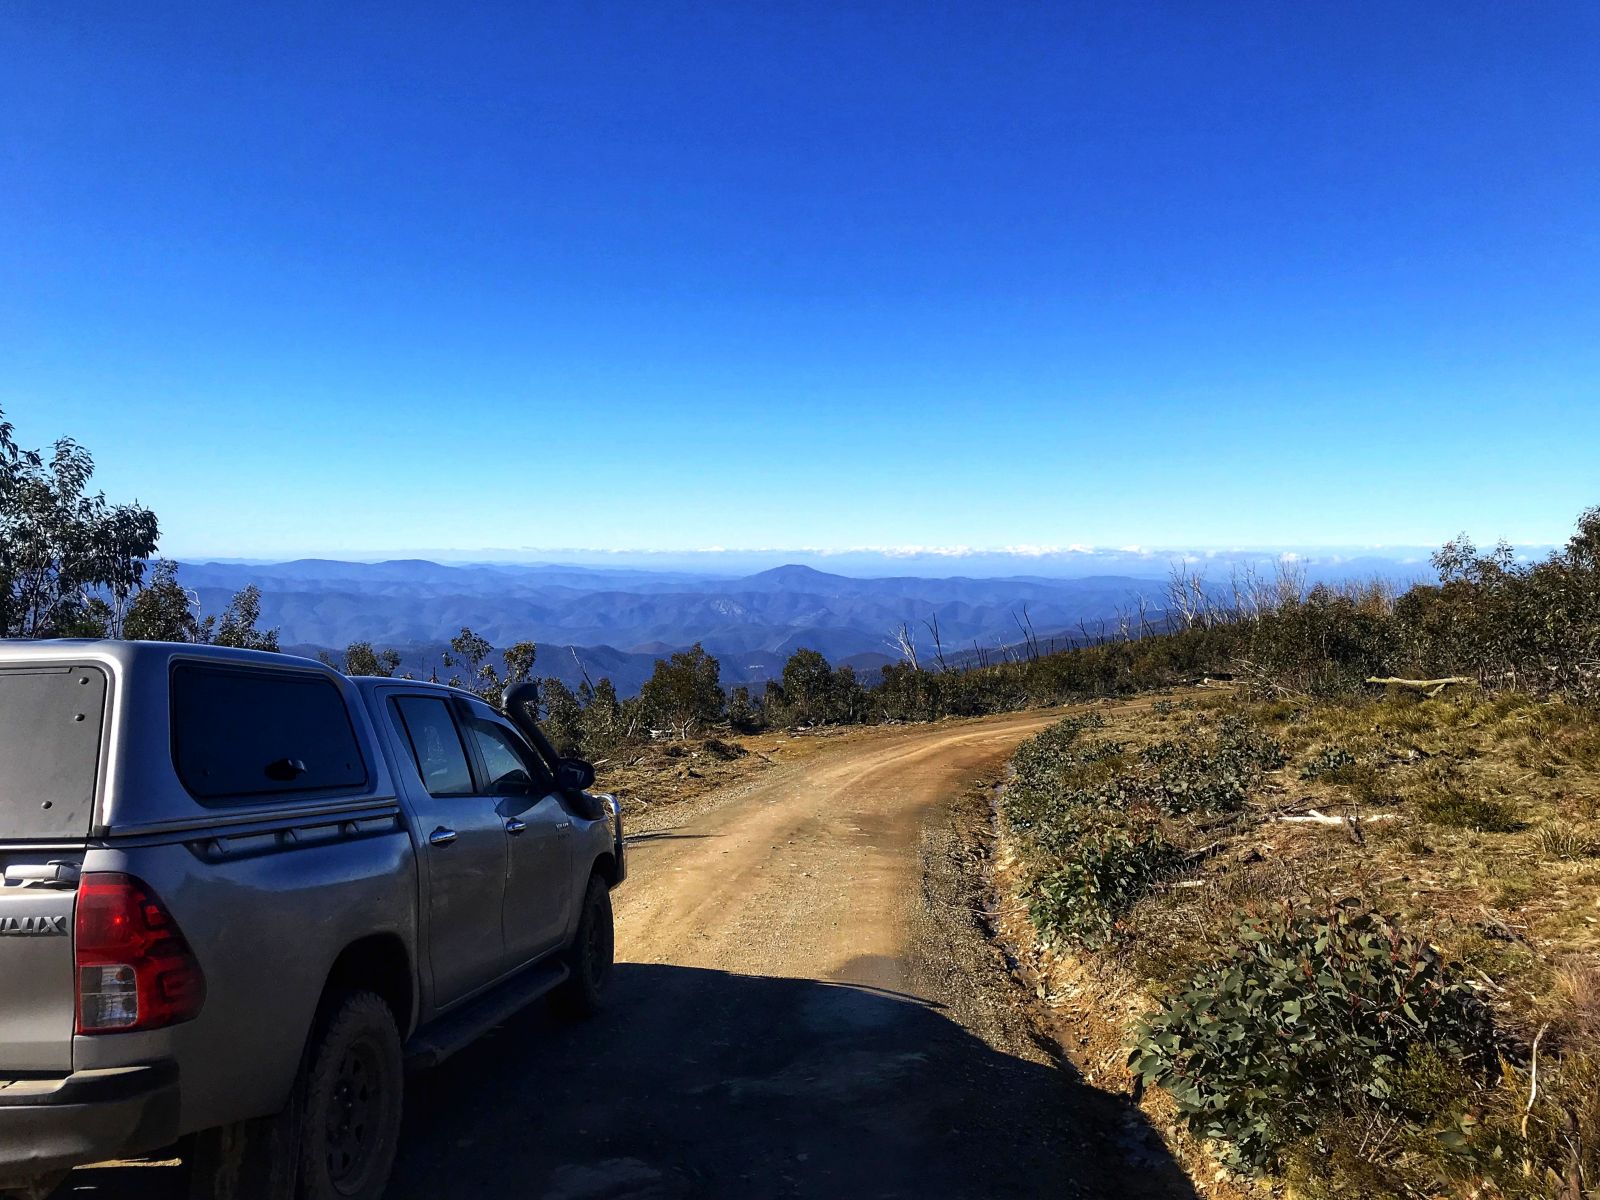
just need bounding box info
[170,663,369,801]
[462,716,550,795]
[391,697,475,798]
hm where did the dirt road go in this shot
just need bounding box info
[615,710,1061,989]
[61,710,1194,1200]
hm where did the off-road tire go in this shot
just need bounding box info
[294,990,403,1200]
[553,874,613,1018]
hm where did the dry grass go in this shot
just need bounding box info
[995,685,1600,1194]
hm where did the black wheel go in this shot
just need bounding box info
[295,991,403,1200]
[554,874,614,1017]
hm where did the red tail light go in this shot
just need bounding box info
[75,873,206,1034]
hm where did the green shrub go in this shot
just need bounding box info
[1137,739,1183,766]
[1279,1045,1486,1199]
[1150,753,1253,814]
[1242,585,1397,696]
[1137,716,1284,815]
[1004,715,1111,834]
[1215,713,1288,771]
[1128,903,1495,1171]
[1027,817,1183,948]
[1301,747,1358,779]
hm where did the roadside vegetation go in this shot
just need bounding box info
[996,506,1600,1197]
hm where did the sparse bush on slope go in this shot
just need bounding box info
[1001,675,1600,1196]
[1128,903,1496,1172]
[1029,817,1183,948]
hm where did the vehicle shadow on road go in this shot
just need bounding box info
[57,963,1197,1200]
[398,963,1197,1199]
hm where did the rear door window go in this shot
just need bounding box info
[171,663,368,801]
[0,665,107,838]
[391,696,475,797]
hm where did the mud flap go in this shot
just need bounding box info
[184,1091,300,1200]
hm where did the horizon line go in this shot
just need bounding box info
[158,542,1548,566]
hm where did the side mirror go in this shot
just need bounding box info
[555,757,596,794]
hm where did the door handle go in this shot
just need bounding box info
[428,827,458,847]
[505,817,528,835]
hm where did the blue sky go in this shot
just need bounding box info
[2,2,1597,561]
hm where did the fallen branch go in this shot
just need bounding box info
[1523,1022,1550,1138]
[1365,676,1475,698]
[1469,966,1508,994]
[1277,809,1400,826]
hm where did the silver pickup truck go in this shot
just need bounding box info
[0,640,624,1200]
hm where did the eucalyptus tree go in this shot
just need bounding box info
[0,408,159,637]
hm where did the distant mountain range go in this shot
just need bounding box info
[177,558,1178,693]
[179,554,1437,694]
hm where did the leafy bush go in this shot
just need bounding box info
[1215,713,1288,771]
[1129,903,1496,1171]
[1241,585,1398,696]
[1003,714,1109,831]
[1150,753,1254,815]
[1301,747,1358,779]
[1028,816,1183,948]
[1137,739,1184,766]
[1137,715,1284,814]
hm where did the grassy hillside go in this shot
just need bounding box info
[998,691,1600,1196]
[984,509,1600,1197]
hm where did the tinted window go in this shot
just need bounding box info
[392,697,474,798]
[462,716,548,794]
[171,664,368,801]
[0,665,107,838]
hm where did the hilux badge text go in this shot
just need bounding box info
[0,915,68,936]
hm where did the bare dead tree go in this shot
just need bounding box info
[1114,604,1132,642]
[923,611,949,672]
[1167,560,1212,630]
[1012,604,1041,662]
[1274,558,1307,609]
[1229,563,1257,623]
[569,645,596,692]
[888,622,920,670]
[1132,592,1158,640]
